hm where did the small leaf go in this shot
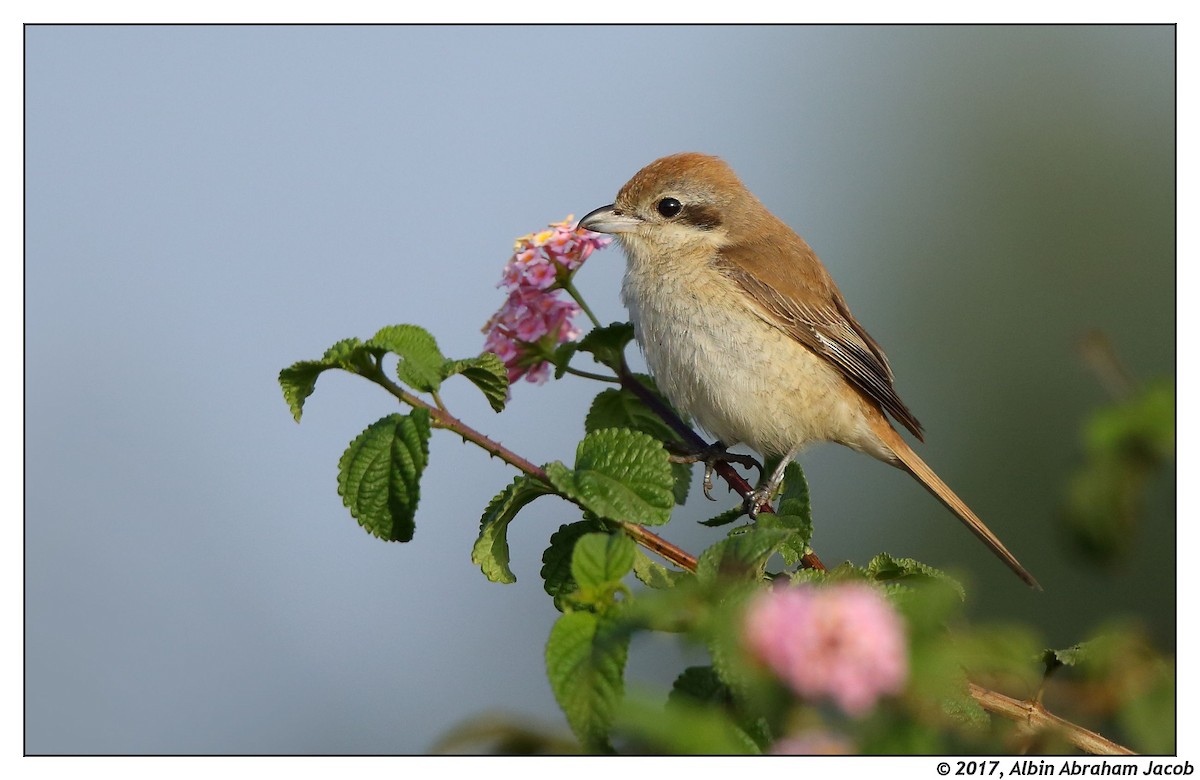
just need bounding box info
[279,360,329,422]
[632,550,684,589]
[575,322,635,372]
[571,532,636,590]
[545,429,675,526]
[445,352,510,412]
[668,666,729,708]
[367,324,447,392]
[322,337,375,372]
[866,552,966,601]
[542,521,601,610]
[545,611,630,752]
[278,337,373,421]
[696,527,792,584]
[699,505,746,528]
[336,410,430,542]
[472,476,553,583]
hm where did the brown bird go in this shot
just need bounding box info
[578,152,1039,588]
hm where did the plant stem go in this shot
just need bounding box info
[967,683,1135,755]
[563,366,621,384]
[562,279,603,329]
[366,364,695,571]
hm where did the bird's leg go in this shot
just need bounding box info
[744,452,795,519]
[665,440,762,501]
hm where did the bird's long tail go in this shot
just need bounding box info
[871,419,1041,589]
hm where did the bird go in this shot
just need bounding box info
[577,152,1039,589]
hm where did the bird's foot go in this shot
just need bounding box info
[743,486,774,519]
[665,441,762,501]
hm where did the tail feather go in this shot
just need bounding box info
[872,419,1041,590]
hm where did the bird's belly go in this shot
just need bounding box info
[622,266,878,458]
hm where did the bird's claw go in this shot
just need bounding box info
[665,441,763,501]
[743,487,772,519]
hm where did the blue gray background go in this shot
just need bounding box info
[26,25,1175,754]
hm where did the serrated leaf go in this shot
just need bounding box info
[445,352,510,412]
[336,410,430,542]
[545,429,675,526]
[585,387,691,505]
[571,532,636,590]
[699,505,746,528]
[542,521,600,611]
[545,611,630,752]
[279,360,329,422]
[322,337,375,371]
[754,464,814,566]
[696,528,792,584]
[472,476,553,583]
[367,324,447,392]
[279,337,373,421]
[632,550,684,589]
[585,387,678,442]
[575,322,635,372]
[668,666,729,708]
[866,552,966,601]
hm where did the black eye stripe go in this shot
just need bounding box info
[678,204,722,230]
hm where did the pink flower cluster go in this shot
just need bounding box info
[483,216,612,384]
[743,583,908,717]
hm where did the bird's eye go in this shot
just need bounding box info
[656,197,682,218]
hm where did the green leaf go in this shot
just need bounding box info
[322,337,375,372]
[472,476,553,583]
[541,521,601,611]
[571,532,636,590]
[545,611,630,752]
[575,322,635,372]
[367,324,447,392]
[699,505,746,527]
[444,352,509,413]
[278,337,374,421]
[545,429,675,526]
[696,527,792,584]
[866,553,966,601]
[668,666,729,708]
[753,463,813,566]
[615,695,759,755]
[336,410,430,542]
[585,387,677,442]
[632,550,684,589]
[585,387,690,505]
[279,360,329,422]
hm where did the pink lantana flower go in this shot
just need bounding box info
[483,215,611,385]
[742,583,908,717]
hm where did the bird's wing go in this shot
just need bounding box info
[715,239,924,441]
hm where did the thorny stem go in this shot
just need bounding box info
[367,362,698,573]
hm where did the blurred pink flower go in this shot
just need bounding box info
[743,583,907,717]
[769,730,855,755]
[483,215,611,385]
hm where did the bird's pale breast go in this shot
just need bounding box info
[620,244,891,461]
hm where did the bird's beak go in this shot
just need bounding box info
[577,204,642,235]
